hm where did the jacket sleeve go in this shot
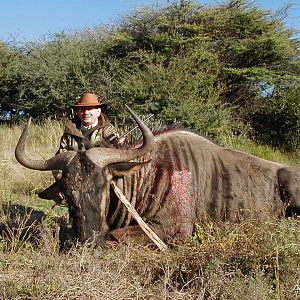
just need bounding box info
[102,123,120,145]
[56,133,78,155]
[53,133,76,180]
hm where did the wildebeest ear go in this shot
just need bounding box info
[110,161,150,177]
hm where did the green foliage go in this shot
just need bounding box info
[0,0,299,149]
[15,32,112,119]
[0,43,25,120]
[249,82,300,151]
[112,49,233,138]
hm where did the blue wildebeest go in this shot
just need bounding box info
[15,107,300,244]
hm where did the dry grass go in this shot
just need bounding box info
[0,119,63,197]
[0,120,300,299]
[0,220,299,299]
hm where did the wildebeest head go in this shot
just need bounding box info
[15,106,154,243]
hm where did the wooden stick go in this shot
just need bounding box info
[111,181,167,251]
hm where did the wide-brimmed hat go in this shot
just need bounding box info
[72,93,108,111]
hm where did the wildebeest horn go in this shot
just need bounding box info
[15,117,76,171]
[87,105,155,165]
[121,105,154,159]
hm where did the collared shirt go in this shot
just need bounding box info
[80,120,99,131]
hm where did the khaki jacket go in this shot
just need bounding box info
[53,117,119,181]
[56,117,119,155]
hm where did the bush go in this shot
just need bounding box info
[0,0,299,150]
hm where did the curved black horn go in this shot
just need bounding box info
[87,105,154,166]
[15,117,76,171]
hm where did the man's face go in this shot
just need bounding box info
[77,106,101,127]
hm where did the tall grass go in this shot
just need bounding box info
[0,120,299,299]
[0,119,63,197]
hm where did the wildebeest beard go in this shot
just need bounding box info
[61,152,111,243]
[55,152,154,245]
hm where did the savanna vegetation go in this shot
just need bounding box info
[0,0,300,299]
[1,0,300,150]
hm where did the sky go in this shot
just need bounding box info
[0,0,299,44]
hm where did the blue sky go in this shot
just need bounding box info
[0,0,299,43]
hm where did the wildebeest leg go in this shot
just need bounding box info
[107,225,153,245]
[278,167,300,216]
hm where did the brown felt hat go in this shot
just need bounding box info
[72,93,108,110]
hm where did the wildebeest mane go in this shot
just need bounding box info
[120,125,218,149]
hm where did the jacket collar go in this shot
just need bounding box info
[64,117,84,138]
[64,116,103,139]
